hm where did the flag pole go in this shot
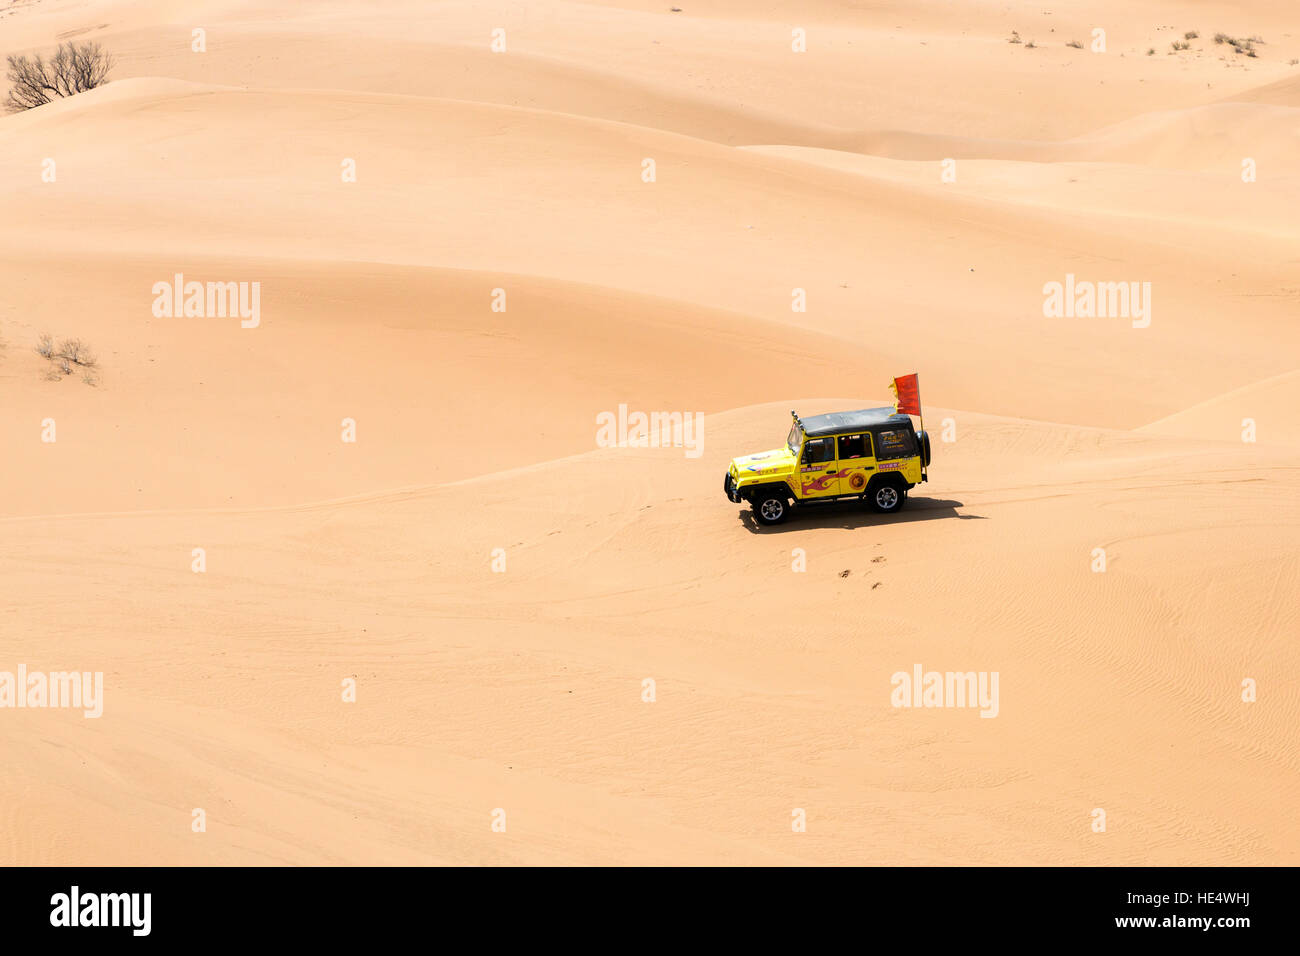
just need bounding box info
[916,376,926,482]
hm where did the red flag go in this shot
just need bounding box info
[890,373,921,416]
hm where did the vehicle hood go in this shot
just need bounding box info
[730,447,796,479]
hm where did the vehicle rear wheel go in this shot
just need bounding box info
[751,491,789,525]
[867,481,906,514]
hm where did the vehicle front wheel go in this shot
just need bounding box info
[751,492,789,525]
[867,482,906,514]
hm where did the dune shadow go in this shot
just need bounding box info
[736,496,981,533]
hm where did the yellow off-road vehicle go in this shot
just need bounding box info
[723,407,931,525]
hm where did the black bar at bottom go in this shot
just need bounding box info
[0,865,1284,943]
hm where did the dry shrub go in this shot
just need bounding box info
[5,41,114,112]
[57,338,95,367]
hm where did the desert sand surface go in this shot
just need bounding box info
[0,0,1297,864]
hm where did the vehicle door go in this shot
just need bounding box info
[836,432,876,496]
[797,436,843,498]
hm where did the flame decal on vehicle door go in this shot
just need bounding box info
[801,469,849,494]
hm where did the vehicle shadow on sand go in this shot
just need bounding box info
[737,496,980,533]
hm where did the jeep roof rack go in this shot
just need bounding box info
[799,407,912,437]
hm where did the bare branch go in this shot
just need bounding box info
[5,41,114,112]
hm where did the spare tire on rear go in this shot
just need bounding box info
[915,429,932,467]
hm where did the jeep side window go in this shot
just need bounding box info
[838,434,870,460]
[802,438,834,464]
[874,429,916,461]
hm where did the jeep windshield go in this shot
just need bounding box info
[786,423,803,456]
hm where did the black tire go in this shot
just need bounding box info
[866,479,906,514]
[751,489,789,525]
[915,429,932,467]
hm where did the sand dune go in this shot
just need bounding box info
[4,79,1296,433]
[0,250,891,514]
[3,401,1296,863]
[1138,369,1300,445]
[1,0,1297,865]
